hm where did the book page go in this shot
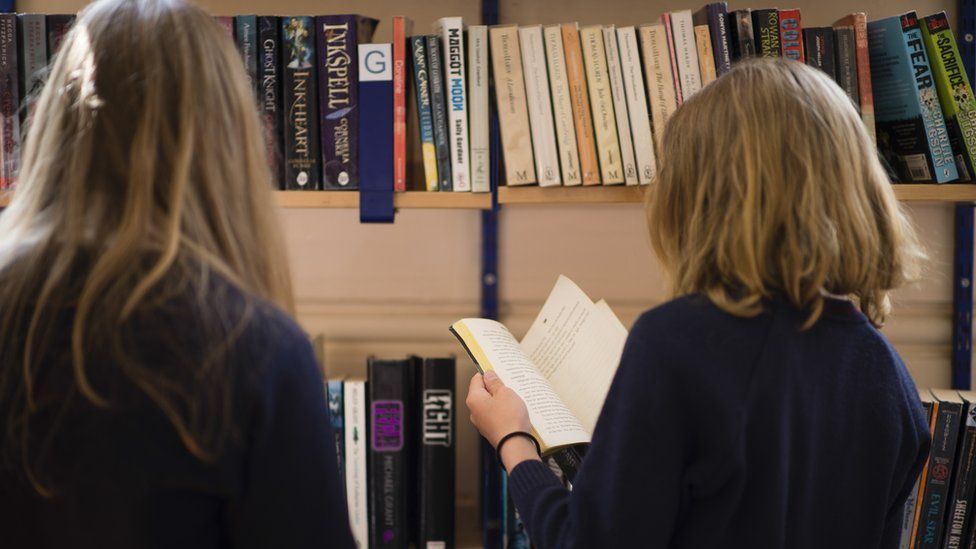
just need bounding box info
[451,318,590,451]
[520,277,628,434]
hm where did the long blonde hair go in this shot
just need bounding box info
[0,0,293,491]
[648,59,923,327]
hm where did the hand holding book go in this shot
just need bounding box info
[466,370,543,471]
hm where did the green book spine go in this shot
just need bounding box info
[920,11,976,180]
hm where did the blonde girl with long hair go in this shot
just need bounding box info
[0,0,354,546]
[467,59,930,548]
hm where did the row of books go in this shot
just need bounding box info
[327,356,456,549]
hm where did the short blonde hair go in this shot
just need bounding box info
[648,59,924,327]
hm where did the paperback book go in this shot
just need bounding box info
[281,16,321,189]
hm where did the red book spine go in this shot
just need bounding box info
[661,13,683,105]
[779,9,804,62]
[393,16,407,192]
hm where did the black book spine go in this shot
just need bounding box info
[833,27,859,108]
[235,15,259,102]
[419,357,456,549]
[426,34,453,192]
[281,16,320,190]
[803,28,836,81]
[917,400,964,548]
[368,358,411,549]
[947,402,976,549]
[45,14,73,59]
[729,9,755,63]
[317,15,357,189]
[0,14,18,190]
[17,14,45,127]
[752,9,781,58]
[258,16,284,189]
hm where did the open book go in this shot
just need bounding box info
[450,276,628,456]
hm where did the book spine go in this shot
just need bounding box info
[602,26,638,186]
[468,25,490,193]
[0,15,18,190]
[707,3,732,75]
[916,399,963,547]
[317,15,360,190]
[944,401,976,549]
[45,14,73,59]
[411,36,439,192]
[921,12,976,182]
[561,24,599,185]
[660,14,683,105]
[419,358,456,549]
[427,35,454,191]
[17,14,45,127]
[488,26,536,186]
[617,26,656,185]
[850,14,877,145]
[281,16,321,189]
[543,25,582,187]
[670,11,702,99]
[258,17,284,189]
[640,24,679,149]
[903,12,958,183]
[580,26,624,185]
[344,380,369,549]
[835,27,860,108]
[327,380,345,481]
[694,25,717,86]
[215,16,234,38]
[804,28,836,80]
[235,16,259,101]
[909,401,937,548]
[368,359,411,549]
[393,17,408,193]
[359,44,394,211]
[779,9,805,62]
[730,9,756,64]
[903,475,924,549]
[753,9,781,58]
[436,17,471,192]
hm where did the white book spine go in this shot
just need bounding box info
[670,10,702,99]
[616,26,656,184]
[519,25,561,187]
[468,25,490,193]
[640,24,678,147]
[435,17,471,191]
[543,25,582,186]
[344,380,369,548]
[602,26,638,186]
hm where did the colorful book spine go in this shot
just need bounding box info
[921,12,976,182]
[752,9,781,58]
[344,379,369,549]
[281,16,321,189]
[660,13,683,105]
[488,25,535,186]
[694,25,717,86]
[392,17,412,192]
[419,358,456,549]
[427,35,453,191]
[640,23,679,148]
[468,25,490,193]
[904,398,936,549]
[368,358,412,549]
[602,26,638,186]
[0,14,18,190]
[695,3,732,76]
[804,28,836,80]
[45,14,73,58]
[258,16,284,188]
[235,15,258,100]
[916,391,963,548]
[359,44,394,220]
[580,25,624,185]
[617,26,656,185]
[435,17,471,192]
[561,23,599,185]
[669,10,702,99]
[947,393,976,549]
[543,25,582,186]
[316,15,378,190]
[835,27,860,108]
[730,9,756,63]
[410,36,439,192]
[779,9,804,62]
[16,14,45,126]
[327,380,344,480]
[835,13,876,144]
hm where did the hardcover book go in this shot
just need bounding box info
[488,25,535,187]
[921,12,976,182]
[434,17,471,192]
[660,13,683,105]
[580,25,624,185]
[368,358,413,549]
[344,379,369,549]
[235,15,258,100]
[868,13,957,183]
[519,25,560,187]
[468,25,490,193]
[915,390,964,548]
[752,9,781,58]
[668,11,703,99]
[602,26,638,186]
[45,14,73,58]
[0,14,18,189]
[835,27,860,108]
[427,35,454,191]
[316,15,379,190]
[779,9,804,62]
[617,26,657,185]
[694,2,732,76]
[16,14,45,127]
[393,17,413,192]
[543,25,582,186]
[327,380,345,480]
[729,9,756,63]
[257,16,284,188]
[410,36,439,191]
[561,23,600,185]
[281,16,321,189]
[639,23,679,148]
[694,25,717,85]
[419,357,457,549]
[359,44,394,222]
[947,391,976,549]
[804,27,836,80]
[835,13,876,143]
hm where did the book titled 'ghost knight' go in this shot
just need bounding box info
[281,16,321,189]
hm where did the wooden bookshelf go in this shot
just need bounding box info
[276,190,493,209]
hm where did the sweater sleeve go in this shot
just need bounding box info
[230,320,355,549]
[507,315,695,548]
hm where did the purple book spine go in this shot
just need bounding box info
[0,14,17,189]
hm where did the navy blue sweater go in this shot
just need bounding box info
[508,295,930,548]
[0,285,354,548]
